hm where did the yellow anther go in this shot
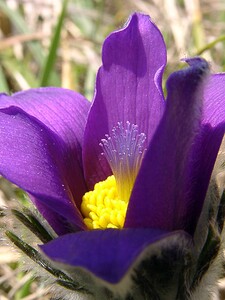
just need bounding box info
[83,218,93,229]
[117,213,125,227]
[99,215,108,228]
[87,194,95,205]
[107,223,118,229]
[86,204,96,213]
[81,175,128,230]
[92,221,101,229]
[89,212,98,221]
[96,194,104,206]
[104,197,112,208]
[96,205,104,216]
[80,202,90,216]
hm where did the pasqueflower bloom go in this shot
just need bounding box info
[0,13,225,299]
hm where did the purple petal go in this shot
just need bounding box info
[203,73,225,126]
[0,87,90,208]
[184,124,224,234]
[40,228,189,284]
[183,73,225,233]
[125,58,210,233]
[31,197,77,235]
[0,106,85,233]
[83,13,166,189]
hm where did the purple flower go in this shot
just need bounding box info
[0,13,225,288]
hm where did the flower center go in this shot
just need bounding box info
[81,175,127,229]
[81,121,146,230]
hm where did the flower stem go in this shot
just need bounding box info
[196,35,225,55]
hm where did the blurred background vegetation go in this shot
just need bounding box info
[0,0,225,299]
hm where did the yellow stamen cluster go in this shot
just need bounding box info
[81,175,128,230]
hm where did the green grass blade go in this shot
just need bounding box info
[1,58,37,89]
[14,277,33,300]
[196,34,225,56]
[39,0,68,86]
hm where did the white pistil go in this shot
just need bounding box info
[100,121,146,202]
